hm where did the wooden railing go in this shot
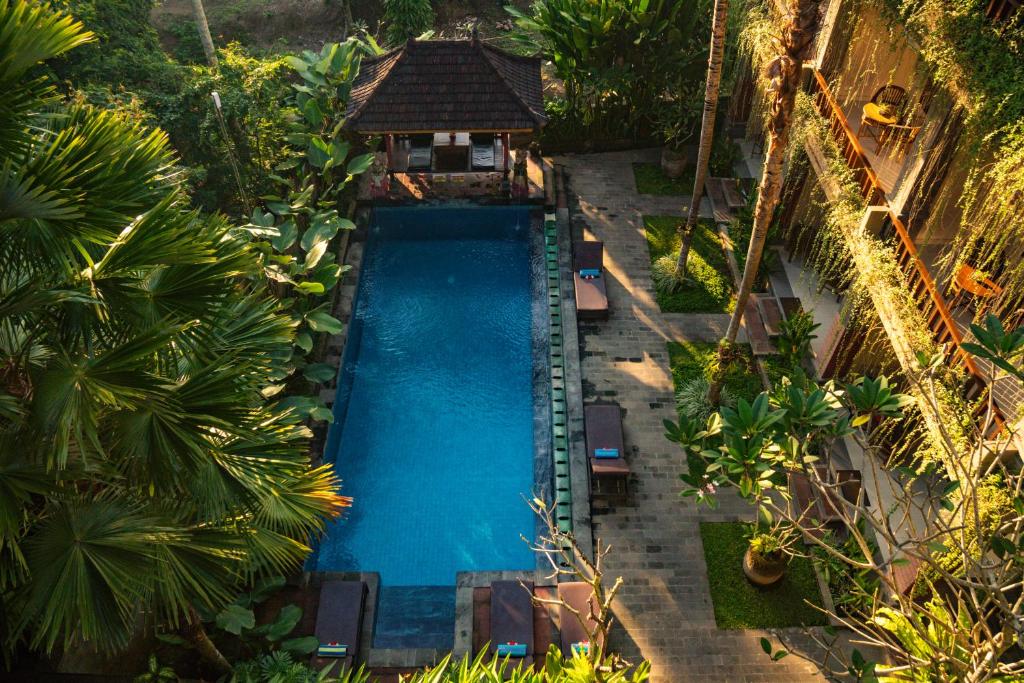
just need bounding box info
[806,69,1000,412]
[809,70,885,205]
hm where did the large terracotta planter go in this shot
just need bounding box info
[661,147,688,180]
[743,547,786,586]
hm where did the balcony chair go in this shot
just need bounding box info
[860,85,908,145]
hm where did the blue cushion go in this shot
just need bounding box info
[497,642,528,657]
[578,268,601,278]
[594,448,619,459]
[572,641,590,655]
[317,643,348,657]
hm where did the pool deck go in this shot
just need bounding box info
[553,148,826,683]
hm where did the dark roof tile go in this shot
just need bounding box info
[344,40,547,133]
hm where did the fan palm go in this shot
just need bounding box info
[0,0,347,669]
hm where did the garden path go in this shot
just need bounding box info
[553,149,826,682]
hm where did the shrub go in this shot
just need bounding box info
[675,375,734,422]
[383,0,434,45]
[651,253,688,294]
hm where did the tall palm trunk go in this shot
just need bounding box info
[190,0,218,67]
[676,0,730,277]
[707,0,819,404]
[182,605,231,674]
[341,0,354,39]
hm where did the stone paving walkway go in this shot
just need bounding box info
[553,149,825,682]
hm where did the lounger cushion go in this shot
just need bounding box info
[585,405,628,477]
[314,580,367,665]
[558,583,601,657]
[490,580,534,656]
[573,241,604,271]
[574,272,608,319]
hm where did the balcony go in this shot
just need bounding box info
[805,68,1008,432]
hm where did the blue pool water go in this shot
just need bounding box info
[316,206,539,648]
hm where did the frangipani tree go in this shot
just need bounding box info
[0,0,346,670]
[667,316,1024,681]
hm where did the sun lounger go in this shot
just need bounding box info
[490,580,534,665]
[573,241,608,321]
[557,582,602,658]
[585,404,628,498]
[314,580,367,669]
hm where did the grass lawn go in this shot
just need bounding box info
[632,162,694,195]
[644,216,734,313]
[667,340,764,406]
[700,522,828,629]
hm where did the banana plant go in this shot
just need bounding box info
[245,40,375,424]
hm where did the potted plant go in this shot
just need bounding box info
[743,526,792,586]
[657,88,699,179]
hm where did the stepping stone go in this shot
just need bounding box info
[780,296,803,319]
[743,296,776,356]
[718,177,746,209]
[754,293,783,337]
[704,178,734,223]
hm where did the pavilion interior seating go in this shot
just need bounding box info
[471,133,497,170]
[407,134,432,171]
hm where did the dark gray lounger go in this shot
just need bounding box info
[585,404,629,497]
[490,580,534,665]
[558,582,602,658]
[313,580,367,669]
[573,241,609,320]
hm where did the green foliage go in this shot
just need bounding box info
[699,522,827,628]
[644,216,735,313]
[675,376,734,423]
[815,524,881,616]
[508,0,709,144]
[241,40,374,423]
[135,655,177,683]
[668,341,764,408]
[47,1,294,215]
[0,0,346,659]
[382,0,434,45]
[631,163,695,196]
[775,309,819,371]
[911,476,1013,600]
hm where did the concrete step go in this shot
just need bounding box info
[754,293,783,337]
[704,178,735,223]
[743,296,776,356]
[714,176,746,209]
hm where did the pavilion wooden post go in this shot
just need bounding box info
[502,133,511,175]
[385,134,394,171]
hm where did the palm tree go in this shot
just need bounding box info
[191,0,218,66]
[675,0,730,278]
[0,0,346,669]
[707,0,819,403]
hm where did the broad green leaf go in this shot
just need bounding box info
[307,137,331,169]
[346,153,374,176]
[305,310,343,334]
[215,604,255,636]
[303,363,336,383]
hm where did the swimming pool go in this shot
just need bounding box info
[316,206,543,649]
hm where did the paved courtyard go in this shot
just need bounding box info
[554,149,826,682]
